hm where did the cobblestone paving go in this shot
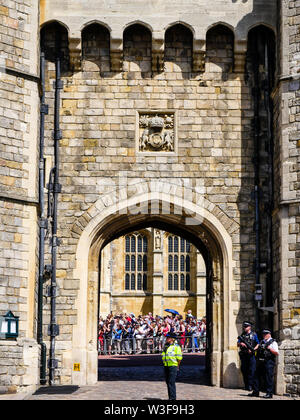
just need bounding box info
[27,363,294,400]
[0,354,293,401]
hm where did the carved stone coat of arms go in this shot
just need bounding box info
[138,112,175,152]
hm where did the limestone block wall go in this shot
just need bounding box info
[0,1,39,199]
[1,0,299,395]
[40,19,262,385]
[273,0,300,397]
[39,0,282,389]
[0,0,40,392]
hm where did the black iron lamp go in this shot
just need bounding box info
[0,311,19,339]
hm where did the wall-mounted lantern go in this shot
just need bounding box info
[0,311,19,339]
[254,284,263,303]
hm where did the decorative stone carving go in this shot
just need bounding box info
[138,112,175,152]
[154,229,162,250]
[212,277,221,302]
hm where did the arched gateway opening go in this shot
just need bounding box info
[97,227,208,385]
[68,186,240,389]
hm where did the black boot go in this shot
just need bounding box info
[248,391,259,397]
[263,393,273,399]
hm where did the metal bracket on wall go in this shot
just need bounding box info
[48,324,60,337]
[259,306,274,313]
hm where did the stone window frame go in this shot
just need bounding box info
[124,232,148,291]
[135,109,178,156]
[167,234,191,291]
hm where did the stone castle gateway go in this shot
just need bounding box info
[0,0,299,396]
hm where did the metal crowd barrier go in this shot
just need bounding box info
[98,334,206,355]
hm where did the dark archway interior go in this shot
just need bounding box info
[96,215,215,380]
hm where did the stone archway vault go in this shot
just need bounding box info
[62,183,241,388]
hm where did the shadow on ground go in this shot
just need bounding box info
[32,385,79,395]
[98,353,210,385]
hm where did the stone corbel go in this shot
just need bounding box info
[234,39,247,74]
[110,38,123,72]
[69,36,82,72]
[193,39,206,73]
[152,38,164,73]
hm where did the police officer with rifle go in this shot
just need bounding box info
[237,321,259,391]
[249,328,279,398]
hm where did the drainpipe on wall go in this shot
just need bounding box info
[48,44,63,386]
[252,33,261,333]
[263,39,275,330]
[37,52,48,385]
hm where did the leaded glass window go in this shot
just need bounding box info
[125,233,148,291]
[167,235,192,291]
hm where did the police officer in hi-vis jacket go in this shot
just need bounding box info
[161,332,183,400]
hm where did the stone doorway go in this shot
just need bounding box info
[66,185,241,388]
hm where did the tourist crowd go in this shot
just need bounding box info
[98,310,206,355]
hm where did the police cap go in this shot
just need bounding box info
[262,328,271,335]
[242,321,252,328]
[167,332,178,339]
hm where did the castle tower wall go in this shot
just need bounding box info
[0,0,40,393]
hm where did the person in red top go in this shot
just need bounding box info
[163,321,171,336]
[178,320,186,350]
[162,320,171,347]
[98,325,104,354]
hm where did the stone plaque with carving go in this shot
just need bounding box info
[137,111,175,153]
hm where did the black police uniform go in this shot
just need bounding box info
[253,336,277,397]
[238,323,258,391]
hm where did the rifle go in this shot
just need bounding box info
[238,335,256,354]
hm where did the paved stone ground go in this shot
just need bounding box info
[24,354,295,400]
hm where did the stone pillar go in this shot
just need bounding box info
[193,39,206,73]
[234,39,247,73]
[69,35,81,72]
[152,229,164,316]
[273,0,300,397]
[196,251,206,319]
[152,38,164,73]
[110,38,123,72]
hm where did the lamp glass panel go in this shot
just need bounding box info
[1,321,8,334]
[10,321,17,334]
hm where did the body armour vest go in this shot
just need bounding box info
[240,332,257,353]
[256,339,276,362]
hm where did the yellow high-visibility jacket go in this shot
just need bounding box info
[162,343,183,367]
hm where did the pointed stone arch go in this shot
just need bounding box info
[63,182,241,388]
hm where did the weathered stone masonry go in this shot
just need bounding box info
[40,1,274,389]
[272,0,300,396]
[0,0,299,396]
[0,0,40,393]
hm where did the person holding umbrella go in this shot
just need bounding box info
[165,309,180,317]
[161,332,183,400]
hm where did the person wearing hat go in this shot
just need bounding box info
[237,321,259,391]
[161,332,183,400]
[249,328,279,398]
